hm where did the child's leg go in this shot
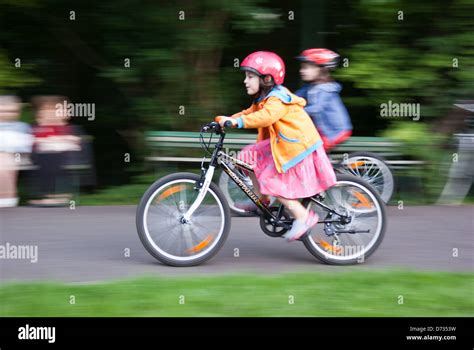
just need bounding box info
[238,142,270,203]
[247,172,269,202]
[0,152,18,199]
[276,197,308,221]
[234,171,270,212]
[277,196,319,242]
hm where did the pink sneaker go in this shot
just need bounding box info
[282,211,319,242]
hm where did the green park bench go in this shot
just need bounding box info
[145,131,424,170]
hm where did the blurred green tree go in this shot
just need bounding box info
[0,0,283,185]
[0,51,39,92]
[327,0,473,200]
[0,0,282,132]
[334,0,473,122]
[97,0,282,131]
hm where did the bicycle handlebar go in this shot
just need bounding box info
[200,120,234,133]
[200,122,220,133]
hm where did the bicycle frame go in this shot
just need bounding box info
[184,126,350,228]
[218,152,284,220]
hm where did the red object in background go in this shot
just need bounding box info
[321,130,352,151]
[32,125,80,153]
[297,48,340,68]
[33,125,73,139]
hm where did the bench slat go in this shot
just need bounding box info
[144,130,416,167]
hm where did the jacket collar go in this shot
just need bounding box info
[255,85,292,103]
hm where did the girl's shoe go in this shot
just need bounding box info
[282,210,319,242]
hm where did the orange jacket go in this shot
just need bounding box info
[231,86,323,173]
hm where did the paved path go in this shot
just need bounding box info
[0,205,472,283]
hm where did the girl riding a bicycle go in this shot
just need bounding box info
[136,52,387,266]
[217,51,337,242]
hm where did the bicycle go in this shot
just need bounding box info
[136,121,387,266]
[219,141,395,217]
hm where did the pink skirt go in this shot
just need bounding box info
[238,139,337,199]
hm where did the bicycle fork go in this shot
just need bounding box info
[181,165,216,222]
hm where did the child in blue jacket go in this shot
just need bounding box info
[295,48,353,150]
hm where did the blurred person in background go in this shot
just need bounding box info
[295,49,353,151]
[0,95,34,207]
[28,96,81,206]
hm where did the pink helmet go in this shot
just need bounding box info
[240,51,286,85]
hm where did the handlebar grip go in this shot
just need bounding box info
[201,121,219,132]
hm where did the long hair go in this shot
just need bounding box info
[315,67,333,84]
[256,75,275,100]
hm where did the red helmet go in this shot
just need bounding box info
[240,51,286,85]
[297,48,340,68]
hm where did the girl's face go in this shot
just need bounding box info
[299,62,322,82]
[244,71,260,95]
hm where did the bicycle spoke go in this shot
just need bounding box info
[306,177,384,262]
[148,203,177,218]
[189,224,208,243]
[368,167,382,182]
[365,160,375,176]
[140,176,226,261]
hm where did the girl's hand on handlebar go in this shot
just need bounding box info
[215,116,237,128]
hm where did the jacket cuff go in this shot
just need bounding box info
[236,117,244,129]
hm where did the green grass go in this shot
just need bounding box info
[1,271,473,316]
[463,195,474,204]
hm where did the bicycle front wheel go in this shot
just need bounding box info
[136,172,231,266]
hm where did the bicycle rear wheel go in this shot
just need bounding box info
[302,174,386,265]
[340,151,395,203]
[136,172,231,266]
